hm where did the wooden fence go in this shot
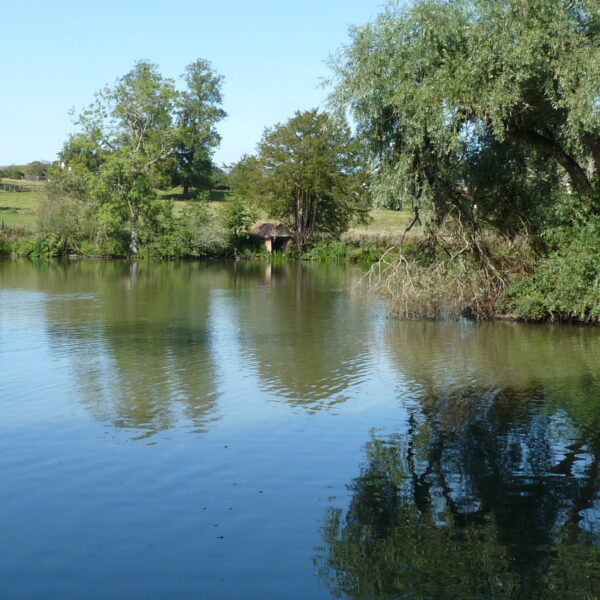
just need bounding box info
[1,183,26,192]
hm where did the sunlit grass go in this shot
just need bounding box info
[0,179,418,240]
[347,208,421,241]
[0,190,45,229]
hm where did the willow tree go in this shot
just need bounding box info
[330,0,600,232]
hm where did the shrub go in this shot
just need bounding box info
[370,237,532,320]
[38,193,99,253]
[500,220,600,322]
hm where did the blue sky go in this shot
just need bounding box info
[1,0,386,167]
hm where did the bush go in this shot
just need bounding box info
[139,201,230,259]
[0,233,10,255]
[500,220,600,322]
[38,193,99,254]
[301,236,392,262]
[0,166,25,179]
[0,226,35,255]
[369,237,532,320]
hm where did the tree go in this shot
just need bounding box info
[56,60,178,255]
[227,154,264,207]
[174,59,226,197]
[222,195,255,240]
[0,165,25,179]
[55,59,225,255]
[330,0,600,232]
[24,161,50,179]
[244,109,370,254]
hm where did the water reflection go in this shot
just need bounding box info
[234,262,374,407]
[3,259,600,597]
[0,261,218,435]
[383,319,600,398]
[0,259,373,435]
[318,381,600,599]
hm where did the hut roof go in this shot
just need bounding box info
[251,222,291,238]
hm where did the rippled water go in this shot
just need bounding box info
[1,259,600,599]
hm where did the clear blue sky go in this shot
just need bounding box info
[0,0,386,168]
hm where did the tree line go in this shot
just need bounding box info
[4,0,600,320]
[0,161,51,180]
[39,57,371,258]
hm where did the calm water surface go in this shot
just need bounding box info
[1,259,600,599]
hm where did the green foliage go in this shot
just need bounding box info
[23,161,50,179]
[501,220,600,322]
[222,194,255,240]
[302,239,349,261]
[173,59,226,197]
[0,232,9,255]
[55,60,180,255]
[301,237,391,262]
[54,58,226,256]
[0,165,25,179]
[210,165,229,190]
[38,191,98,245]
[138,199,229,259]
[331,0,600,230]
[227,154,264,208]
[329,0,600,320]
[237,109,371,253]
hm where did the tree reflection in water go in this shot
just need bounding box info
[318,385,600,599]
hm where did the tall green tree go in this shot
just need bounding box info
[54,59,225,255]
[330,0,600,232]
[241,109,370,254]
[174,59,226,197]
[56,60,179,254]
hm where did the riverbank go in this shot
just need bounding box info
[0,177,416,261]
[2,222,599,324]
[2,178,599,324]
[369,220,600,324]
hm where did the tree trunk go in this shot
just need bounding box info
[129,227,139,256]
[183,182,190,198]
[128,202,139,256]
[510,127,594,202]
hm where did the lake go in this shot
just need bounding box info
[1,259,600,599]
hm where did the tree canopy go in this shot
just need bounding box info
[174,59,226,197]
[54,59,225,255]
[233,109,371,253]
[330,0,600,232]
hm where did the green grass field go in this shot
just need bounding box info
[0,178,418,239]
[0,179,47,228]
[347,208,417,240]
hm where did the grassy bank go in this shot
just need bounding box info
[0,178,418,260]
[0,179,47,228]
[2,180,598,324]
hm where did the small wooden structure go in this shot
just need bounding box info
[251,222,293,253]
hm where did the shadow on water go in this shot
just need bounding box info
[316,320,600,599]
